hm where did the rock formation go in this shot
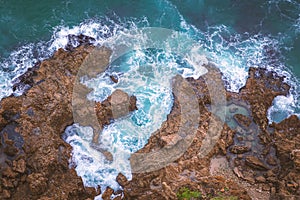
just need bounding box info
[0,40,299,200]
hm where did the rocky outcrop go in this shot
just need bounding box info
[225,67,300,199]
[117,66,250,200]
[0,45,109,199]
[95,89,137,128]
[0,41,299,200]
[270,115,300,198]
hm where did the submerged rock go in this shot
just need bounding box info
[233,113,252,129]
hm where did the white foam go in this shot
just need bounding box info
[170,4,300,122]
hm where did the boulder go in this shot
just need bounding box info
[245,156,269,170]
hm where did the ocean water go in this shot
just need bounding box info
[0,0,299,198]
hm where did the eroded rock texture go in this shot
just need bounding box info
[0,45,110,199]
[0,41,299,200]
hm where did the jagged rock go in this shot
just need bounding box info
[233,114,252,128]
[262,184,270,191]
[26,173,48,195]
[110,75,118,83]
[122,65,251,200]
[243,176,255,184]
[65,34,96,51]
[271,115,300,197]
[0,45,108,199]
[102,187,114,200]
[0,40,298,200]
[2,167,18,178]
[245,156,269,170]
[93,89,137,146]
[95,89,137,126]
[233,167,243,178]
[12,159,26,173]
[291,149,300,170]
[116,173,128,187]
[230,145,250,154]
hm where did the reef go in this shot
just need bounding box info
[0,41,299,200]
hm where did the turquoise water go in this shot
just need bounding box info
[1,0,300,198]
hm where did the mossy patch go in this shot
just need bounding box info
[176,187,202,200]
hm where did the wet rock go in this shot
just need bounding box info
[230,145,250,154]
[110,75,118,83]
[0,45,107,199]
[229,107,238,113]
[65,34,96,51]
[245,156,269,170]
[117,173,128,187]
[233,114,252,129]
[0,40,298,200]
[271,115,300,197]
[94,89,137,129]
[122,65,251,200]
[3,139,19,157]
[93,89,137,146]
[102,187,114,200]
[101,89,137,119]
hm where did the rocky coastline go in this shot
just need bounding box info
[0,39,299,199]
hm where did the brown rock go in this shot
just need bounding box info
[110,75,118,83]
[121,66,251,200]
[245,156,269,170]
[2,189,10,199]
[0,45,106,199]
[230,145,250,154]
[12,159,26,173]
[266,155,277,166]
[116,173,128,187]
[0,38,296,200]
[291,149,300,170]
[107,89,137,118]
[262,184,270,191]
[255,176,266,183]
[27,173,48,195]
[243,176,255,184]
[3,178,14,188]
[233,114,252,128]
[94,89,137,144]
[2,167,18,178]
[102,187,114,200]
